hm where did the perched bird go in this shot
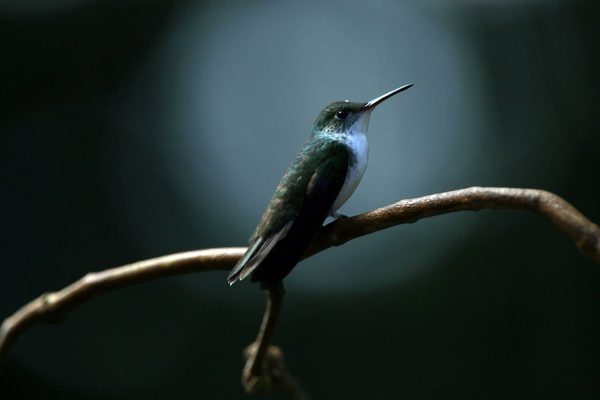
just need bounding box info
[228,84,412,286]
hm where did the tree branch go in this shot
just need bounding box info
[306,187,600,261]
[242,282,286,392]
[0,248,246,365]
[1,187,599,384]
[240,282,307,398]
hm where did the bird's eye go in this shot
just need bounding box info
[334,110,349,120]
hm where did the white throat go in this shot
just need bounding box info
[331,113,371,212]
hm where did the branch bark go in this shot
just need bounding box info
[0,248,246,365]
[306,187,600,260]
[242,282,286,392]
[240,282,308,398]
[1,187,599,386]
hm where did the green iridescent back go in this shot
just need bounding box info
[251,135,349,241]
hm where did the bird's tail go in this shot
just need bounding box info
[227,238,264,285]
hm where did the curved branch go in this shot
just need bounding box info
[1,187,599,366]
[0,248,246,365]
[306,187,600,261]
[240,282,305,396]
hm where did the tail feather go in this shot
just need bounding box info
[227,221,294,285]
[227,238,264,285]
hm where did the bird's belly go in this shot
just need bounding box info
[332,135,368,211]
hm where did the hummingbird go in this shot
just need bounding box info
[228,84,413,286]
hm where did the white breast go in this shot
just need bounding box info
[332,131,368,212]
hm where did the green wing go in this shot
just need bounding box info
[228,139,349,285]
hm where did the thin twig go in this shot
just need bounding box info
[0,248,246,365]
[306,187,600,261]
[1,187,599,370]
[241,284,309,399]
[243,283,285,387]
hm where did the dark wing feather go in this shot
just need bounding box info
[228,141,349,285]
[227,220,293,284]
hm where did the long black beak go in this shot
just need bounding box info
[362,84,413,110]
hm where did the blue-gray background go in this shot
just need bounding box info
[1,0,599,398]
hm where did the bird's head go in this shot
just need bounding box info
[312,84,412,138]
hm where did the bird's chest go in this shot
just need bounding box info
[333,133,368,210]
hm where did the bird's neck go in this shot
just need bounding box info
[313,128,367,144]
[343,130,368,159]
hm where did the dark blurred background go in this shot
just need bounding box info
[1,0,599,398]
